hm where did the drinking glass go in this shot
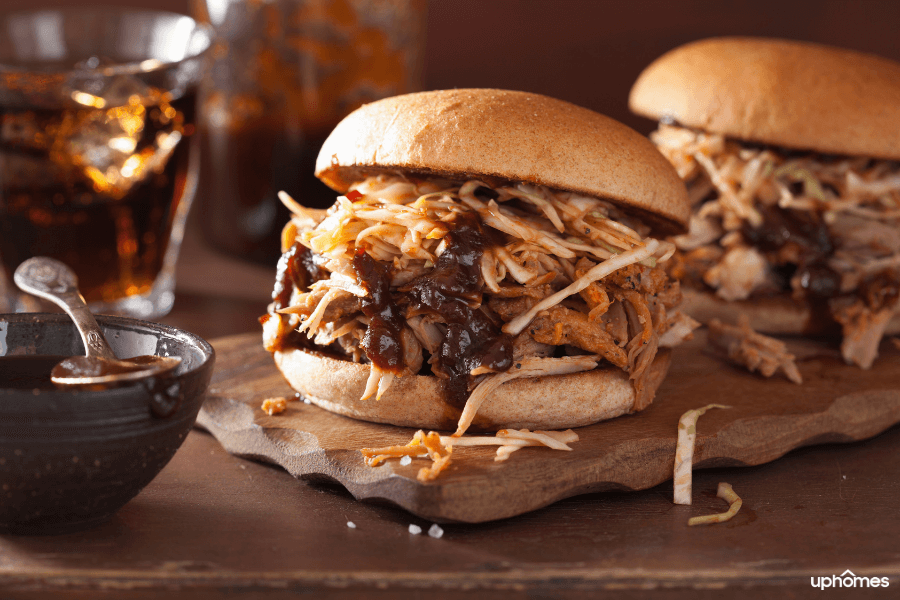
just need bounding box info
[0,8,212,318]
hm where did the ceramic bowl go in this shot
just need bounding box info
[0,313,215,535]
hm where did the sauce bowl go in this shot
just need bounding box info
[0,313,215,534]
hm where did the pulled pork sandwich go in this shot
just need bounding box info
[262,89,694,436]
[629,37,900,369]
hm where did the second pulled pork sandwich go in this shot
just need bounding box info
[262,89,694,436]
[629,37,900,369]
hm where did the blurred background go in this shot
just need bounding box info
[2,0,899,316]
[5,0,899,135]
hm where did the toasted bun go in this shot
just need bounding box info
[681,287,900,336]
[629,37,900,160]
[315,88,690,235]
[274,348,672,431]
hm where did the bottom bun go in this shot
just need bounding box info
[274,348,672,431]
[681,288,900,335]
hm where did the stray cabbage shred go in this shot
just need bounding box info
[673,403,730,505]
[687,482,743,526]
[361,428,580,481]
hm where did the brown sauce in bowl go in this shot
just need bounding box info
[0,355,69,390]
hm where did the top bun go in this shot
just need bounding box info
[315,88,689,234]
[629,37,900,160]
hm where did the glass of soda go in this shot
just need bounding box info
[0,8,212,318]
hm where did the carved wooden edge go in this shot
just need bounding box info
[196,389,900,523]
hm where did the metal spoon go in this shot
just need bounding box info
[14,257,181,385]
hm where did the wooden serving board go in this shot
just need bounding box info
[196,332,900,523]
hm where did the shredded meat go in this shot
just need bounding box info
[830,297,897,370]
[265,174,694,436]
[659,311,701,347]
[488,295,539,322]
[707,316,803,384]
[335,325,365,362]
[489,284,555,298]
[620,292,661,405]
[703,246,769,301]
[654,123,900,367]
[528,305,628,368]
[392,327,420,376]
[511,332,554,361]
[600,300,630,346]
[323,294,363,322]
[406,314,443,355]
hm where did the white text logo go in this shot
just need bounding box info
[811,570,890,590]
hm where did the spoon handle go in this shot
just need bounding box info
[13,257,118,362]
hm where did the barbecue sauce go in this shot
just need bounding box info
[272,241,322,310]
[743,206,842,306]
[0,355,66,390]
[405,212,513,407]
[353,250,406,373]
[269,211,514,407]
[743,206,833,265]
[265,241,325,351]
[862,270,900,311]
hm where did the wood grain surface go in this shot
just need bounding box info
[2,305,899,598]
[196,331,900,523]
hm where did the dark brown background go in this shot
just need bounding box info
[4,0,900,135]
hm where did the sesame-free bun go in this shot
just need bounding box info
[274,347,672,432]
[315,88,690,235]
[629,37,900,160]
[680,288,900,336]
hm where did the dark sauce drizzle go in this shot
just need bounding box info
[736,200,900,334]
[270,212,514,407]
[272,241,322,310]
[742,205,842,299]
[264,241,324,350]
[404,212,513,407]
[353,250,406,373]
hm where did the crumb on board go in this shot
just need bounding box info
[261,397,288,416]
[688,482,742,526]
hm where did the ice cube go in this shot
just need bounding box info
[66,73,154,109]
[51,81,183,199]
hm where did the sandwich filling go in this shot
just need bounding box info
[653,124,900,369]
[262,174,694,435]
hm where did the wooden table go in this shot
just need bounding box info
[1,243,898,599]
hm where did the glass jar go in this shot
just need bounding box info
[193,0,426,263]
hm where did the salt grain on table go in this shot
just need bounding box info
[346,521,356,529]
[400,455,412,466]
[408,524,422,535]
[428,524,444,539]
